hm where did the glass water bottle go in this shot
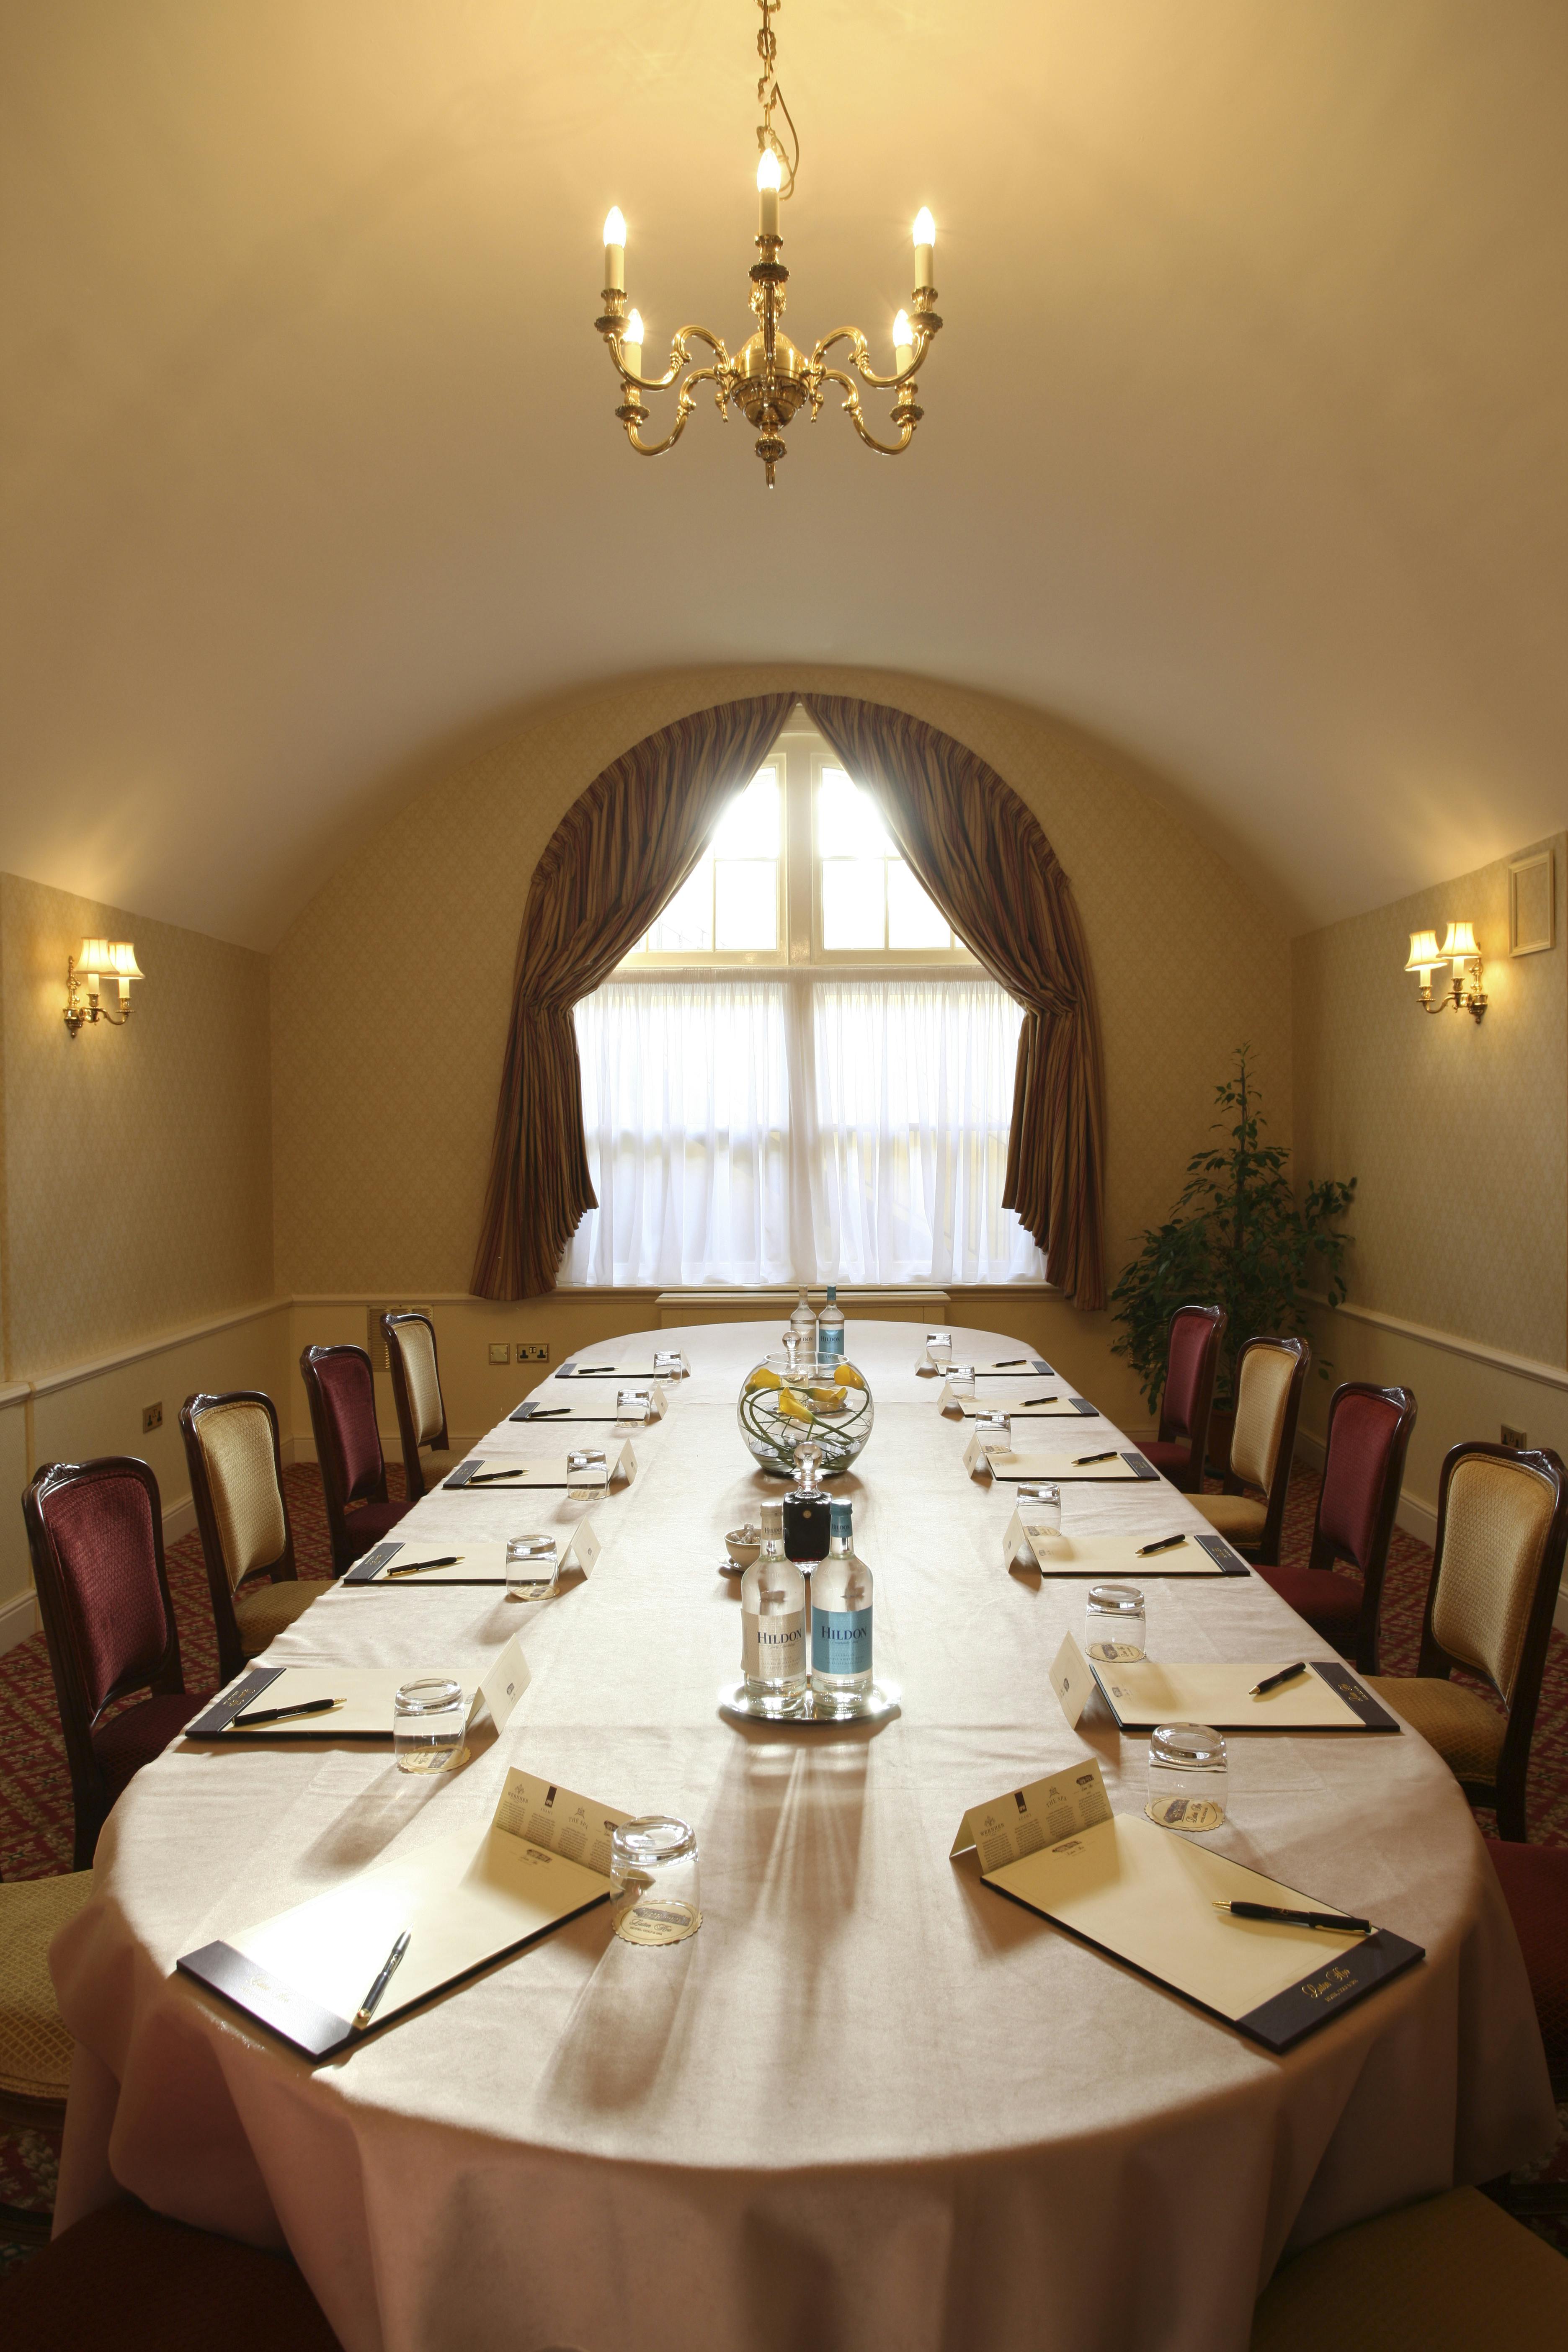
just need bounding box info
[817,1284,846,1362]
[740,1501,807,1716]
[811,1498,874,1715]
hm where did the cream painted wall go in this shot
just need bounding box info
[1293,837,1568,1524]
[271,663,1295,1430]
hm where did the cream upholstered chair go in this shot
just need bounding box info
[382,1312,459,1501]
[181,1391,322,1686]
[1368,1441,1568,1841]
[1193,1336,1308,1566]
[0,1865,93,2246]
[1249,2185,1568,2347]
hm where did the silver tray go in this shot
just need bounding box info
[717,1678,901,1725]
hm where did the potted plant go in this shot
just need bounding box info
[1109,1048,1356,1471]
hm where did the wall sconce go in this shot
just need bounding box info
[1404,922,1486,1021]
[64,939,145,1038]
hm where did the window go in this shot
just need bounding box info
[567,712,1045,1287]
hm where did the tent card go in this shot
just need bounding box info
[444,1443,636,1492]
[980,1810,1423,2055]
[952,1757,1114,1868]
[965,1438,1152,1483]
[1004,1512,1247,1578]
[185,1664,482,1740]
[944,1383,1093,1419]
[1089,1656,1400,1733]
[176,1764,631,2060]
[1049,1632,1097,1729]
[477,1634,531,1732]
[346,1524,601,1586]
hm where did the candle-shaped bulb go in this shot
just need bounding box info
[893,308,913,372]
[603,206,626,293]
[624,308,644,374]
[913,206,935,289]
[757,145,781,240]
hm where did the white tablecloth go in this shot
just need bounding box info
[52,1322,1555,2352]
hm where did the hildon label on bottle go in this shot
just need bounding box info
[951,1756,1112,1873]
[812,1605,871,1677]
[742,1609,805,1679]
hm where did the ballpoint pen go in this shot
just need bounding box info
[231,1697,345,1726]
[527,1406,572,1418]
[992,1359,1029,1369]
[384,1555,463,1578]
[1213,1901,1372,1935]
[353,1929,411,2031]
[1021,1395,1056,1408]
[467,1469,529,1484]
[1250,1661,1308,1697]
[1136,1533,1187,1557]
[1073,1451,1119,1466]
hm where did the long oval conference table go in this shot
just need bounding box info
[52,1321,1555,2352]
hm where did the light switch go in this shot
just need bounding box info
[488,1343,510,1366]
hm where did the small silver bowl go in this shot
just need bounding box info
[723,1523,763,1575]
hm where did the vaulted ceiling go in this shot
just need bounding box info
[2,1,1563,946]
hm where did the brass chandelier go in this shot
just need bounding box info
[595,0,941,487]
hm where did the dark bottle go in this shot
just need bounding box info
[783,1439,831,1564]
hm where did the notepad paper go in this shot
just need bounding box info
[965,1435,1148,1483]
[558,1352,688,1380]
[444,1443,637,1491]
[1089,1656,1400,1733]
[1003,1514,1240,1577]
[176,1762,631,2058]
[185,1664,481,1740]
[945,1384,1091,1418]
[347,1522,601,1586]
[512,1386,665,1424]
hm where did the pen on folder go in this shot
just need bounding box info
[1136,1534,1188,1557]
[578,1365,616,1373]
[1214,1901,1372,1935]
[1073,1451,1119,1466]
[231,1697,344,1727]
[384,1556,463,1578]
[1250,1661,1308,1697]
[1021,1395,1057,1408]
[353,1929,411,2031]
[527,1406,571,1418]
[467,1468,529,1484]
[992,1359,1029,1369]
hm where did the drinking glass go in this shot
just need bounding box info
[947,1362,976,1400]
[1086,1582,1146,1662]
[567,1446,608,1498]
[979,1411,1012,1457]
[653,1350,683,1381]
[609,1816,702,1945]
[393,1677,468,1773]
[1145,1723,1228,1831]
[1019,1480,1062,1537]
[505,1534,559,1603]
[615,1386,652,1425]
[926,1330,953,1369]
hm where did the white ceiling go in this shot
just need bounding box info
[2,1,1563,948]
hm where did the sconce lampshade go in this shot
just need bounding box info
[1404,929,1446,973]
[1440,921,1479,965]
[104,941,145,979]
[76,937,113,980]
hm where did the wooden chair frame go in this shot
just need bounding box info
[1152,1303,1227,1493]
[1307,1381,1418,1674]
[22,1457,187,1870]
[179,1390,299,1687]
[381,1311,451,1503]
[1212,1333,1310,1567]
[1415,1439,1568,1841]
[298,1343,394,1575]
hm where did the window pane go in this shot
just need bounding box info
[713,766,781,858]
[646,858,713,954]
[818,767,892,858]
[887,859,954,949]
[715,859,779,951]
[822,857,886,949]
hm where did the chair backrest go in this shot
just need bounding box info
[1229,1336,1308,1493]
[1313,1383,1417,1576]
[1156,1304,1227,1453]
[382,1313,447,1501]
[22,1458,184,1862]
[299,1344,387,1566]
[180,1392,294,1686]
[1425,1444,1567,1703]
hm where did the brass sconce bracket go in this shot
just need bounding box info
[1415,965,1487,1022]
[64,949,138,1039]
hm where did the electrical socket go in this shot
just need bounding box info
[1501,1424,1527,1450]
[516,1343,550,1362]
[488,1343,511,1366]
[142,1402,163,1433]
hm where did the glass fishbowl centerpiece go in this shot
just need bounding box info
[738,1350,874,1478]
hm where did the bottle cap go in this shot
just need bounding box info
[761,1501,784,1538]
[830,1498,852,1538]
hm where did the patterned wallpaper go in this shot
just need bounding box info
[1,875,273,1377]
[1293,836,1567,1367]
[270,664,1294,1300]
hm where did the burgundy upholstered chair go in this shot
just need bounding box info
[1259,1382,1416,1673]
[22,1458,210,1868]
[1137,1304,1226,1493]
[298,1343,410,1573]
[1487,1839,1568,2218]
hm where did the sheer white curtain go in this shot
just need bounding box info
[567,976,1044,1285]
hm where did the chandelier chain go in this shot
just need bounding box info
[756,1,798,199]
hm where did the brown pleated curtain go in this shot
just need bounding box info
[470,693,1106,1310]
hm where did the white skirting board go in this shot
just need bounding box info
[1294,1428,1568,1641]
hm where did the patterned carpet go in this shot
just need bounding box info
[3,1461,1565,2263]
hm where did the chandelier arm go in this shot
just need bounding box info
[606,325,735,396]
[622,365,733,456]
[808,324,936,394]
[814,365,917,458]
